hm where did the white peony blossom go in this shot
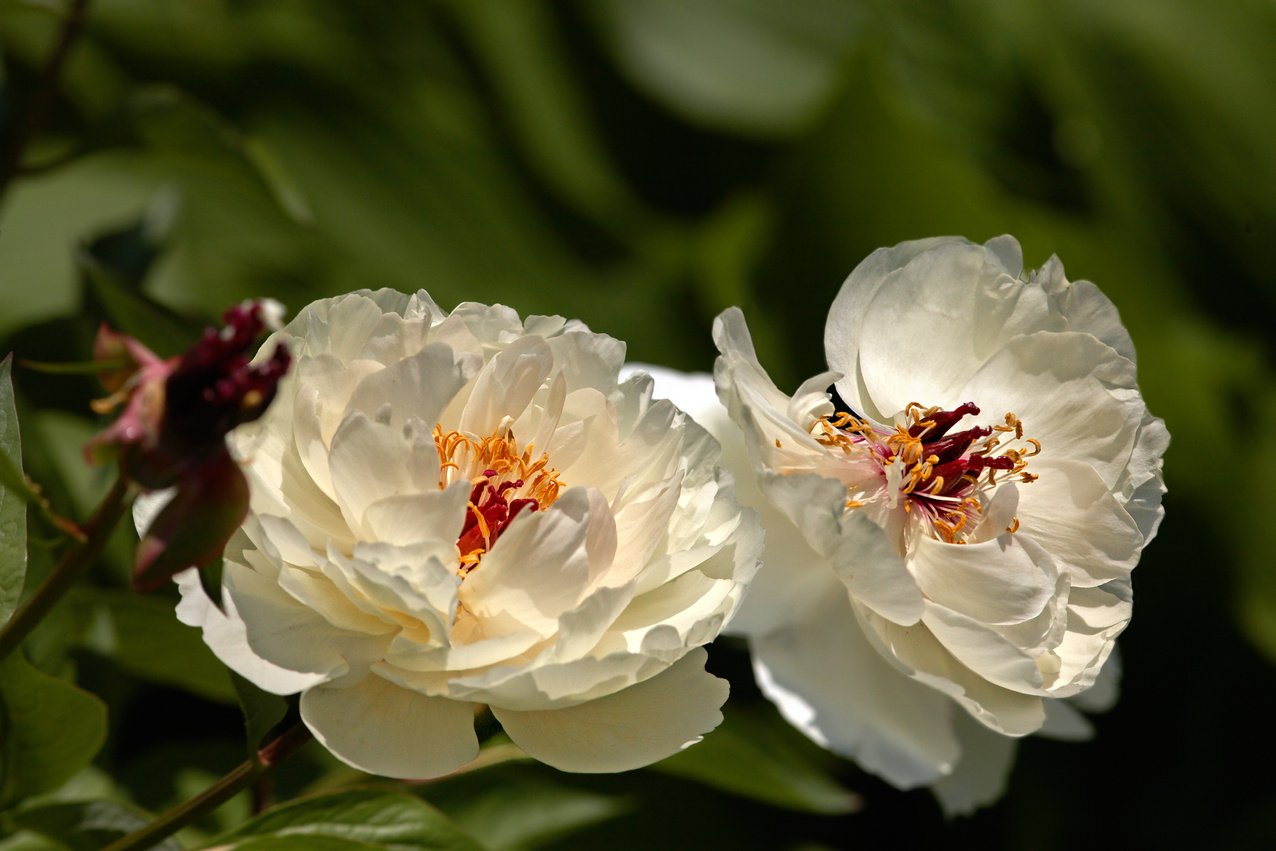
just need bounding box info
[640,235,1167,811]
[170,290,760,779]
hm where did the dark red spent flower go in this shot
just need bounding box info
[83,300,293,590]
[160,302,292,478]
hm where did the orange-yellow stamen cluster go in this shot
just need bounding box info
[434,424,563,574]
[811,401,1040,544]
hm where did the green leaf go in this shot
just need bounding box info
[80,265,197,360]
[426,763,633,851]
[7,799,181,851]
[231,671,289,758]
[588,0,864,137]
[213,789,487,851]
[71,587,236,703]
[0,355,27,627]
[0,655,107,808]
[227,837,385,851]
[447,1,641,230]
[652,701,861,815]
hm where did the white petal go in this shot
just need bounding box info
[327,412,439,535]
[910,530,1058,626]
[1070,643,1121,713]
[762,473,924,625]
[1015,458,1143,588]
[292,354,383,499]
[825,237,975,418]
[173,567,328,695]
[839,239,1058,420]
[726,496,845,637]
[133,488,174,536]
[627,365,824,637]
[225,555,382,682]
[362,483,470,547]
[277,564,398,636]
[712,308,839,469]
[930,709,1019,816]
[1114,412,1169,545]
[920,601,1046,693]
[300,675,479,778]
[958,332,1144,490]
[459,488,607,634]
[1037,699,1093,741]
[459,334,554,437]
[316,293,398,363]
[751,592,959,789]
[861,609,1046,736]
[1036,261,1137,364]
[492,648,727,773]
[619,365,724,436]
[344,342,475,433]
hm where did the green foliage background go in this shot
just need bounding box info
[2,0,1275,848]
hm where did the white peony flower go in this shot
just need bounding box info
[643,235,1166,811]
[169,290,760,779]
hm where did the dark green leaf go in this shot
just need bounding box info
[71,587,236,703]
[588,0,864,137]
[80,266,197,360]
[0,355,27,627]
[213,789,487,851]
[653,702,861,815]
[0,655,107,808]
[447,1,641,229]
[231,671,289,758]
[426,763,633,851]
[227,837,385,851]
[79,186,180,291]
[8,799,181,851]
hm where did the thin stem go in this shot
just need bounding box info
[0,0,92,200]
[0,475,131,661]
[103,721,314,851]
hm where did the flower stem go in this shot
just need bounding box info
[0,0,92,200]
[102,720,314,851]
[0,475,132,661]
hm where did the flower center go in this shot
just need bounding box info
[433,424,564,574]
[812,401,1040,544]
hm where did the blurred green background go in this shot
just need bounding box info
[2,0,1275,848]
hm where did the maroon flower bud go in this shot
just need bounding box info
[85,300,292,590]
[87,301,291,489]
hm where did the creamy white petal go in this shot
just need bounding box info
[840,238,1058,420]
[174,567,329,695]
[910,530,1058,627]
[225,554,383,683]
[920,601,1047,693]
[493,648,726,773]
[300,674,479,779]
[1038,698,1093,741]
[1034,257,1137,364]
[726,495,845,637]
[958,332,1143,490]
[459,488,603,634]
[459,334,554,437]
[862,609,1046,736]
[825,237,974,419]
[327,412,440,535]
[751,592,959,788]
[344,342,474,432]
[762,473,924,625]
[930,709,1019,816]
[1115,413,1170,544]
[1015,458,1143,588]
[361,483,470,548]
